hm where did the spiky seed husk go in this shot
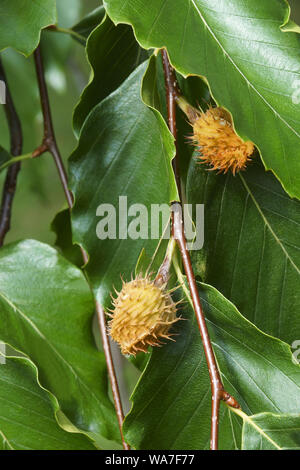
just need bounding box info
[109,276,178,356]
[192,107,254,174]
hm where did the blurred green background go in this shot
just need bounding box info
[0,0,100,244]
[0,0,299,246]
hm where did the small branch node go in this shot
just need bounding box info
[221,391,241,409]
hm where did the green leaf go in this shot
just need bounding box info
[0,354,95,450]
[70,59,177,307]
[237,411,300,450]
[73,14,147,134]
[0,0,57,56]
[123,279,300,449]
[0,239,119,444]
[281,19,300,34]
[72,6,106,44]
[51,207,83,267]
[187,159,300,344]
[150,53,212,183]
[104,0,300,199]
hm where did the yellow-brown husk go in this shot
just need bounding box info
[192,107,254,174]
[109,276,178,356]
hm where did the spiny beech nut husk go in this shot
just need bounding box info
[192,106,254,174]
[109,275,179,356]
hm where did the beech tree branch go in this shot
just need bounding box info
[0,58,23,247]
[161,49,240,450]
[33,44,129,450]
[161,50,181,198]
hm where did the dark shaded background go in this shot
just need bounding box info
[0,0,99,244]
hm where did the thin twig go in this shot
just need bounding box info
[154,237,176,286]
[0,58,23,246]
[33,44,129,449]
[96,303,129,450]
[161,49,239,450]
[46,25,86,44]
[33,46,73,209]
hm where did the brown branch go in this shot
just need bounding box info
[0,58,23,246]
[161,49,239,450]
[161,50,181,198]
[33,46,73,210]
[33,44,129,449]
